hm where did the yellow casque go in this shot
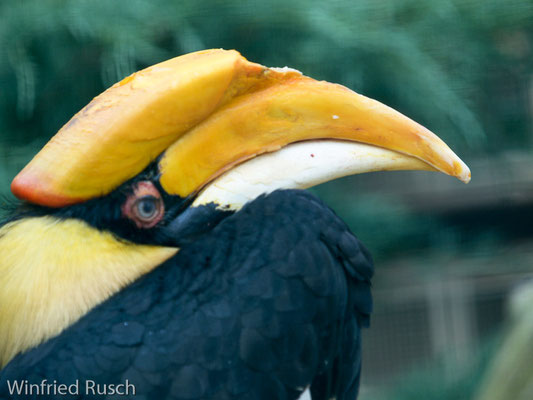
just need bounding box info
[12,49,470,208]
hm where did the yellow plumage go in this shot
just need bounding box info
[0,217,177,367]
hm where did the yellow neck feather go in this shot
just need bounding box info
[0,216,178,367]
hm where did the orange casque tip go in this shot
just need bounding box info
[11,49,273,207]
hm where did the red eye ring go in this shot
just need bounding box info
[122,181,165,228]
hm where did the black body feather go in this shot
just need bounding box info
[0,190,373,400]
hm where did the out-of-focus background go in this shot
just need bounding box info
[1,1,532,399]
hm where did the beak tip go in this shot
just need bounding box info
[455,161,471,184]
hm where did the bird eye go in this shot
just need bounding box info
[134,196,161,221]
[121,181,165,228]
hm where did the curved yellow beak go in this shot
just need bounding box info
[11,49,470,207]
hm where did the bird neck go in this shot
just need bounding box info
[0,216,177,367]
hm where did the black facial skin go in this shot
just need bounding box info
[3,162,234,247]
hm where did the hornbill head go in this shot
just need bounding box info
[0,49,470,369]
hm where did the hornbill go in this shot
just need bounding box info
[0,49,470,400]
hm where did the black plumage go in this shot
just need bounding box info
[0,190,373,400]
